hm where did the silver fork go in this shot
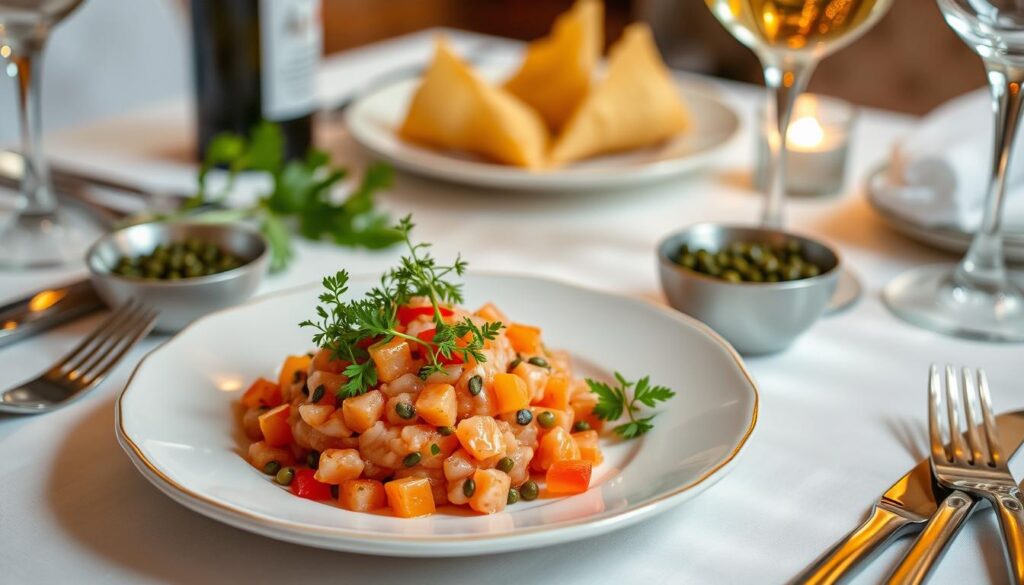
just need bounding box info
[929,364,1024,583]
[0,301,157,414]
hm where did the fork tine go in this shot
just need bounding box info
[49,301,138,374]
[78,308,157,386]
[960,367,987,465]
[929,364,949,463]
[945,365,968,464]
[977,369,1005,468]
[72,304,147,382]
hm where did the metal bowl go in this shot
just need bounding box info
[657,223,840,355]
[86,222,268,333]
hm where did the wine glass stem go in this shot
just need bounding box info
[955,60,1024,295]
[760,57,816,229]
[10,40,56,217]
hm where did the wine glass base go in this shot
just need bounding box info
[883,263,1024,342]
[826,268,862,315]
[0,208,103,270]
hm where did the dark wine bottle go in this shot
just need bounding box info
[190,0,321,162]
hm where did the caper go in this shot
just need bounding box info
[527,357,549,368]
[802,264,821,278]
[403,452,422,467]
[732,256,750,273]
[395,401,416,420]
[507,488,520,505]
[508,355,523,371]
[496,457,515,473]
[310,384,325,403]
[463,478,476,497]
[468,375,483,396]
[438,425,454,436]
[430,443,441,456]
[306,450,320,469]
[537,411,556,429]
[679,253,697,269]
[520,480,539,501]
[275,467,295,486]
[262,461,281,475]
[573,421,592,432]
[722,270,742,283]
[515,409,533,425]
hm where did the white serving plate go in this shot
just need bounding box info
[117,273,758,556]
[346,70,740,192]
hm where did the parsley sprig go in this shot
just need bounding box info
[587,372,676,439]
[176,122,403,272]
[300,216,503,398]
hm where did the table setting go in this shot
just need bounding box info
[3,0,1024,583]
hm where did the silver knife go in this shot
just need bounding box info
[794,410,1024,584]
[0,280,104,349]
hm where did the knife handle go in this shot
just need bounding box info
[794,505,913,585]
[0,280,104,349]
[885,490,976,585]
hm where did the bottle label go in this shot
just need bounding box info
[259,0,321,121]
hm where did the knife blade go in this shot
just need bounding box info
[794,410,1024,585]
[0,280,105,349]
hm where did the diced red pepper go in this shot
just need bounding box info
[290,468,333,500]
[416,328,464,365]
[356,337,381,350]
[397,305,453,326]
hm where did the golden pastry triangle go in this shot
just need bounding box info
[503,0,603,132]
[399,37,549,169]
[549,23,689,167]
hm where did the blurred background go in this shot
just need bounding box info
[0,0,983,144]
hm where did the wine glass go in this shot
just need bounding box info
[705,0,893,228]
[883,0,1024,341]
[704,0,893,313]
[0,0,97,269]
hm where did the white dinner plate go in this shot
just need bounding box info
[865,164,1024,263]
[345,69,740,192]
[117,273,758,556]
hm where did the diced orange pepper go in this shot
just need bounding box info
[257,404,293,447]
[341,389,385,433]
[533,426,580,471]
[369,337,415,383]
[385,476,436,518]
[312,347,349,374]
[493,373,530,414]
[278,354,312,389]
[339,479,387,512]
[546,460,592,495]
[474,302,508,324]
[241,378,282,409]
[455,416,507,460]
[537,375,571,411]
[415,383,457,427]
[572,430,603,465]
[505,323,542,354]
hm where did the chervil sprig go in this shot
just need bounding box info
[299,216,503,397]
[587,372,676,439]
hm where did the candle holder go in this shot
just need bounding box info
[755,94,857,197]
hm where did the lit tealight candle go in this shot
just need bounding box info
[755,94,856,196]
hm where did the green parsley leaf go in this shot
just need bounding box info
[586,372,675,440]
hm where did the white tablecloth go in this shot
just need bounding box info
[2,29,1022,585]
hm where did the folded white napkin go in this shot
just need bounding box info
[883,88,1024,231]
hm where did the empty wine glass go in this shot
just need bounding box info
[883,0,1024,341]
[0,0,98,269]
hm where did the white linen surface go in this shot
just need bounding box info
[885,88,1024,231]
[3,30,1024,585]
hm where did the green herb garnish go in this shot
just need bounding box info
[180,122,403,272]
[299,216,503,398]
[587,372,676,439]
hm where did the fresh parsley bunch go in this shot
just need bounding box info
[185,121,403,272]
[300,216,503,398]
[587,372,676,439]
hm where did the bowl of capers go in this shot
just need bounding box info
[657,223,840,355]
[86,221,268,332]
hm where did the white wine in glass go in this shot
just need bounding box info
[705,0,892,227]
[0,0,96,270]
